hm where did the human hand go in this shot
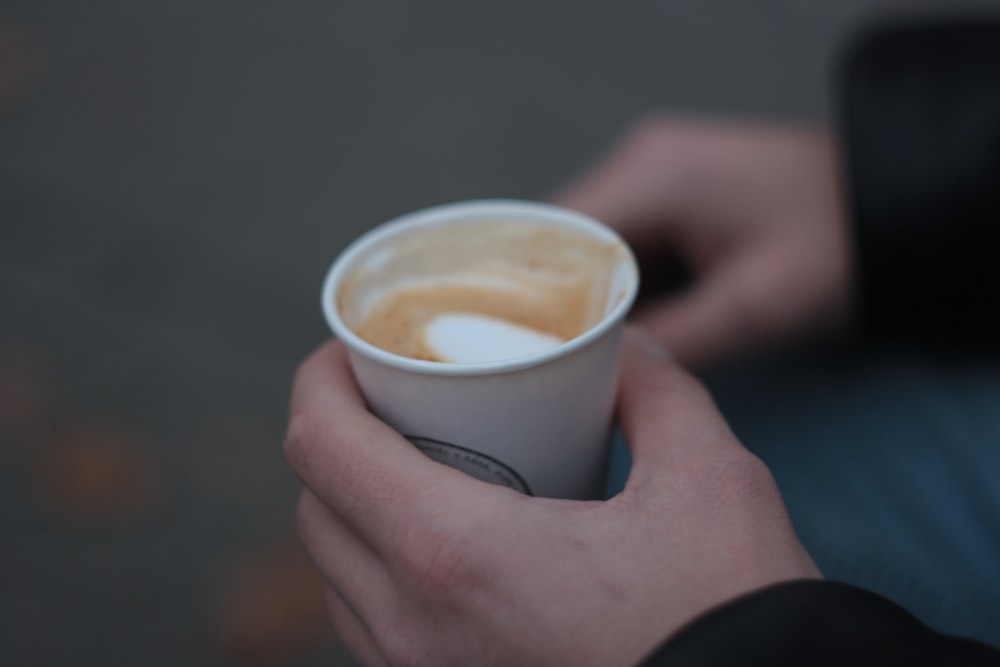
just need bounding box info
[285,331,820,667]
[554,116,853,368]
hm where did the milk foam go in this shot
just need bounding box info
[338,219,632,364]
[424,313,565,363]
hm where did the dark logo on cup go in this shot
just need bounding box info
[406,436,533,496]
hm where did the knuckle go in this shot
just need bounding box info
[407,529,478,594]
[283,412,319,475]
[702,453,779,508]
[396,512,488,600]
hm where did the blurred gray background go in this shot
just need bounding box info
[1,1,995,665]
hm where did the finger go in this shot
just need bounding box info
[633,255,763,368]
[324,587,387,667]
[553,160,662,232]
[296,491,393,616]
[617,327,744,480]
[550,133,684,248]
[634,290,738,369]
[285,340,483,551]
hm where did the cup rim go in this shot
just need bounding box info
[321,199,639,376]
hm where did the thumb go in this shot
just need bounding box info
[617,328,745,484]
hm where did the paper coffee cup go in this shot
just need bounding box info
[321,200,639,499]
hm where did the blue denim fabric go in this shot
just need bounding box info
[606,345,1000,647]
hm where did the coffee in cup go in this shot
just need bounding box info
[322,200,638,499]
[337,221,627,364]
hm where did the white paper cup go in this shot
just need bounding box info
[321,200,639,499]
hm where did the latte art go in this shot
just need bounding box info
[337,220,630,364]
[424,313,564,363]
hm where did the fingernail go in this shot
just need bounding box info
[629,327,671,361]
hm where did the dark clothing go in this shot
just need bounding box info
[642,16,1000,665]
[843,17,1000,352]
[641,581,999,666]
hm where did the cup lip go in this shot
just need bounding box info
[321,199,639,376]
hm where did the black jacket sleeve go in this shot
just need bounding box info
[638,17,1000,666]
[638,581,999,666]
[840,16,1000,351]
